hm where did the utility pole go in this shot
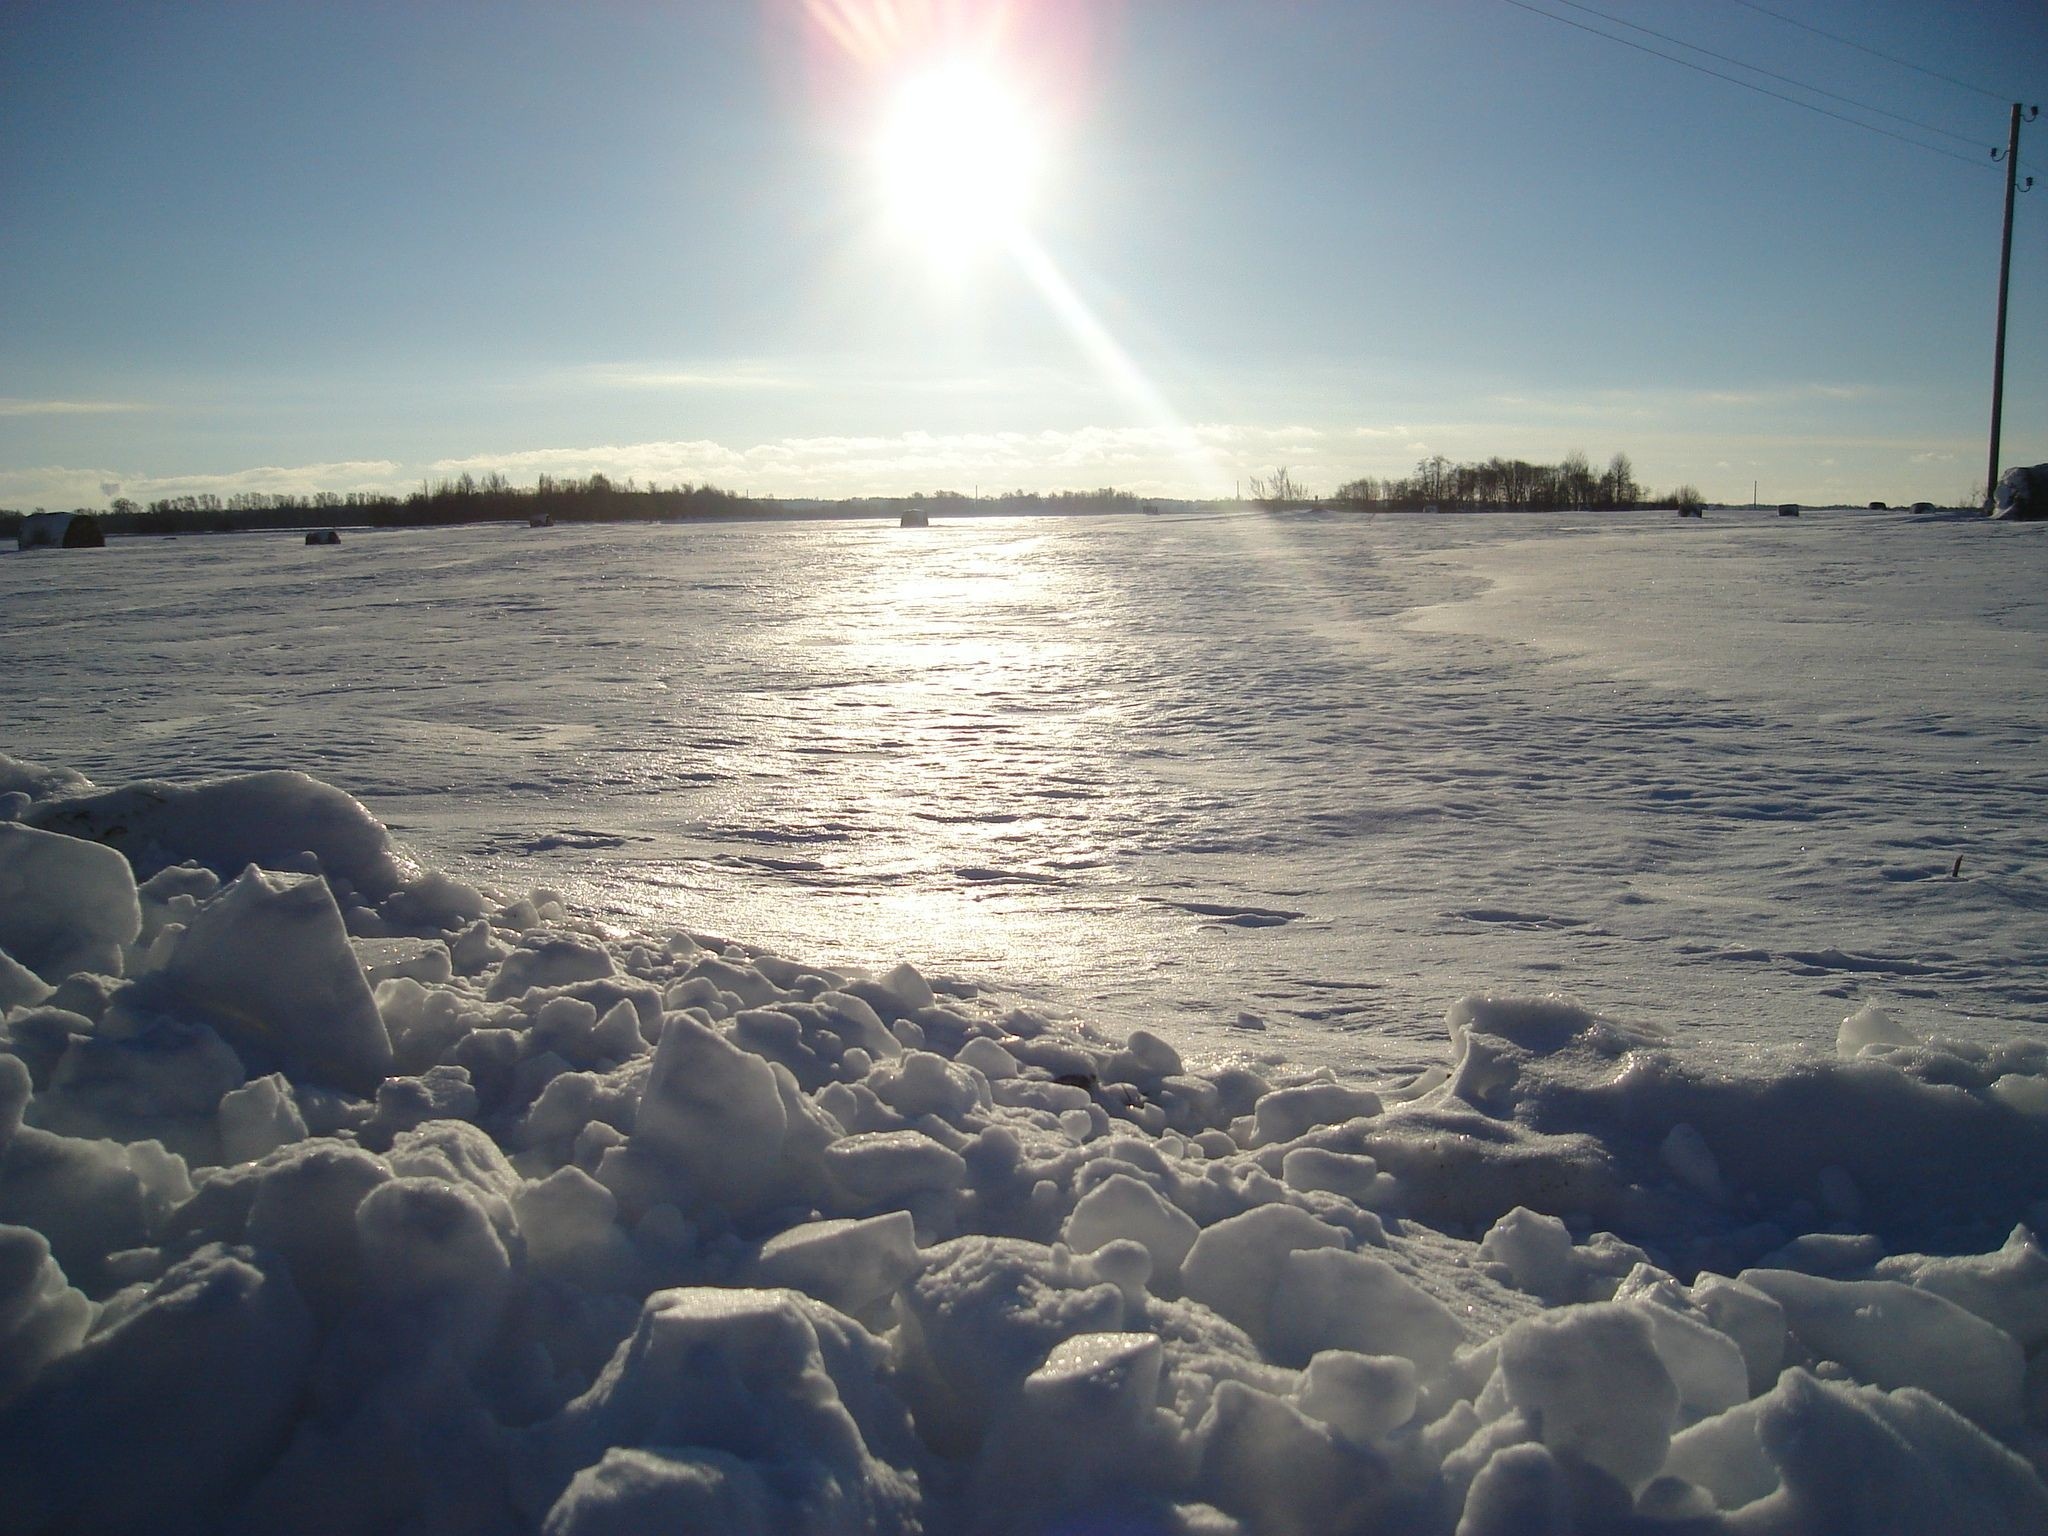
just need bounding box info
[1987,103,2038,511]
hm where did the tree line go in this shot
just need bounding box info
[2,452,1711,537]
[2,475,1188,538]
[1250,451,1708,512]
[0,473,750,537]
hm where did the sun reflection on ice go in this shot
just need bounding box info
[767,522,1141,983]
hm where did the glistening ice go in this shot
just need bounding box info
[1,752,2045,1535]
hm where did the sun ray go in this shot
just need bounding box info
[794,0,1222,497]
[1004,232,1227,495]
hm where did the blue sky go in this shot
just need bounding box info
[1,0,2041,507]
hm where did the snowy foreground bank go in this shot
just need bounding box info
[2,756,2046,1534]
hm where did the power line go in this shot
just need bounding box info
[1498,0,2000,170]
[1727,0,2011,105]
[1543,0,1990,149]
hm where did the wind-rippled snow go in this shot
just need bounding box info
[4,507,2043,1072]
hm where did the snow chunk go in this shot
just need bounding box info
[0,1125,190,1288]
[0,945,53,1011]
[1990,1073,2048,1115]
[867,1049,987,1123]
[1456,1443,1571,1536]
[351,935,453,987]
[611,1013,833,1217]
[823,1130,969,1208]
[378,868,488,933]
[956,1035,1018,1080]
[1663,1395,1780,1512]
[243,1140,394,1317]
[362,1064,480,1148]
[1062,1172,1201,1283]
[525,1286,921,1534]
[1876,1226,2048,1350]
[159,865,392,1094]
[487,935,617,1000]
[1610,1270,1750,1422]
[0,1244,315,1533]
[1294,1351,1417,1443]
[1689,1272,1787,1396]
[974,1331,1184,1521]
[876,960,935,1012]
[1498,1302,1677,1490]
[1992,461,2047,520]
[1030,1328,1163,1413]
[37,1008,246,1148]
[1441,993,1666,1116]
[0,751,92,803]
[1119,1029,1184,1078]
[0,1053,27,1155]
[0,823,140,982]
[217,1072,308,1164]
[355,1176,511,1355]
[1280,1146,1392,1208]
[541,1447,777,1536]
[24,768,408,895]
[1838,1001,1917,1057]
[752,1211,922,1327]
[1268,1247,1468,1374]
[1741,1267,2026,1432]
[1748,1368,2048,1529]
[897,1236,1129,1455]
[385,1119,522,1236]
[1180,1204,1349,1347]
[0,1224,93,1403]
[1658,1122,1726,1201]
[514,1165,638,1291]
[1195,1377,1394,1535]
[1477,1207,1580,1303]
[1251,1081,1381,1145]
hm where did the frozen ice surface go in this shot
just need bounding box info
[5,509,2042,1072]
[0,509,2045,1531]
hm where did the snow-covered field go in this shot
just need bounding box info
[2,507,2045,1533]
[7,509,2044,1072]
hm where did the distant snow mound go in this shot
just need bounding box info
[1992,463,2046,520]
[22,769,414,899]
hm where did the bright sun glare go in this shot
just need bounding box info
[876,61,1041,251]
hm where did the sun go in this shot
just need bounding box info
[875,60,1042,252]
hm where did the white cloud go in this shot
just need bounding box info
[561,358,1099,401]
[7,403,1988,511]
[0,460,404,509]
[569,365,802,393]
[425,422,1368,497]
[0,398,150,417]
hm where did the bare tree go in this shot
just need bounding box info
[1249,467,1306,506]
[1601,453,1640,510]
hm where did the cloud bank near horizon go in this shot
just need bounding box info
[0,413,1987,513]
[1,424,1395,510]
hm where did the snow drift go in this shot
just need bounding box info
[2,753,2045,1535]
